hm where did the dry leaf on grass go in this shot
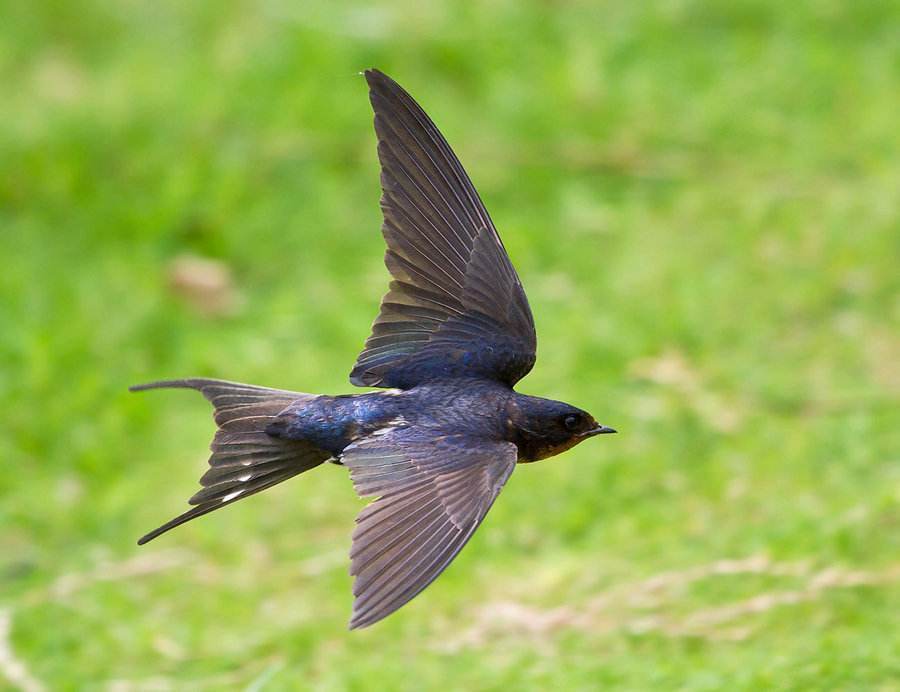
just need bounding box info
[167,255,243,317]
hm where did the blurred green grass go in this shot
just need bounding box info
[2,0,899,689]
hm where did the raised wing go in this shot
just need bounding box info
[350,69,536,390]
[342,426,517,629]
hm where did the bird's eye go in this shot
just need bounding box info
[563,414,580,431]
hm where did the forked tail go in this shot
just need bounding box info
[130,379,329,544]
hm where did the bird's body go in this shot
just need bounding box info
[266,379,604,463]
[132,69,615,629]
[268,380,509,456]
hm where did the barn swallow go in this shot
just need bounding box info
[132,69,616,629]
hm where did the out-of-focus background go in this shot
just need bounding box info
[2,1,898,689]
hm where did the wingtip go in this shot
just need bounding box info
[347,615,372,631]
[363,68,396,92]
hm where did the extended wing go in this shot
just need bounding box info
[351,69,536,390]
[342,425,517,628]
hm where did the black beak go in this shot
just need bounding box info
[585,425,617,436]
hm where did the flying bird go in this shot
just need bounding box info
[132,69,616,629]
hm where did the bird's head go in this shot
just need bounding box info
[508,395,616,462]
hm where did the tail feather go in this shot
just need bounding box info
[131,378,330,545]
